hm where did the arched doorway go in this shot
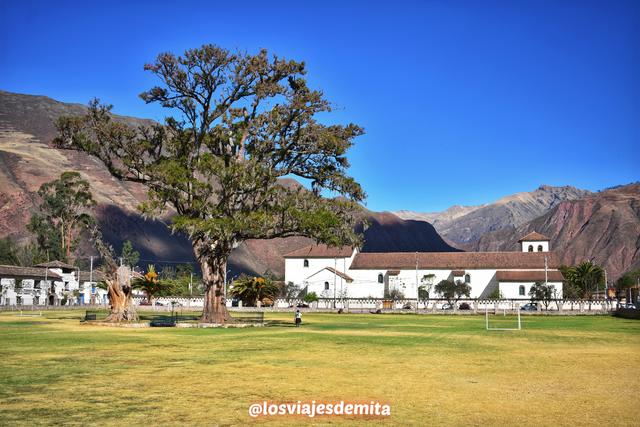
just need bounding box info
[48,295,56,306]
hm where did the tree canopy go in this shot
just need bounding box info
[560,261,605,299]
[54,45,365,322]
[120,240,140,268]
[27,171,95,263]
[528,281,556,309]
[434,279,471,306]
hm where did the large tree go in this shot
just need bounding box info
[28,171,95,263]
[54,45,365,323]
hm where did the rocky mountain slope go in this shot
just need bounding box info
[395,185,591,245]
[470,184,640,279]
[0,90,456,277]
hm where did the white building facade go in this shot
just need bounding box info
[0,261,107,306]
[284,233,563,300]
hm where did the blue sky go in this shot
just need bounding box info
[1,0,638,212]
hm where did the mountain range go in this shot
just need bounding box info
[395,185,591,246]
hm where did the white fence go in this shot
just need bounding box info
[0,296,622,314]
[138,297,621,314]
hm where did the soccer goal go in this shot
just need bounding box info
[485,305,521,331]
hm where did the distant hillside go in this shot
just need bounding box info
[470,184,640,279]
[395,185,591,245]
[0,90,457,277]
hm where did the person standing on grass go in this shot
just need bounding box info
[295,309,302,327]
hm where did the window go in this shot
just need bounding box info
[528,245,533,252]
[519,285,525,296]
[464,274,471,283]
[324,282,330,290]
[378,273,384,284]
[303,259,309,268]
[537,245,543,252]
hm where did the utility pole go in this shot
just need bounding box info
[544,255,548,286]
[333,257,337,309]
[603,269,608,301]
[415,252,419,313]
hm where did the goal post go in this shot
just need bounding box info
[485,304,521,331]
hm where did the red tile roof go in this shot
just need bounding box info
[451,270,465,276]
[518,231,550,242]
[350,252,559,270]
[77,270,107,282]
[284,244,354,258]
[0,265,62,279]
[325,267,353,282]
[496,270,564,282]
[35,260,76,270]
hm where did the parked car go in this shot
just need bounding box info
[154,301,164,307]
[521,302,538,311]
[296,303,309,308]
[459,302,471,310]
[620,303,637,309]
[441,303,453,310]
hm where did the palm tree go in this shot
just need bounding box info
[564,261,604,299]
[230,275,278,307]
[133,265,163,305]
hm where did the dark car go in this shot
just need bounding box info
[459,302,471,310]
[521,302,538,311]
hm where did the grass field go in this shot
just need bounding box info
[0,311,638,426]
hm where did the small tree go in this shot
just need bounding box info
[120,241,140,269]
[615,269,640,301]
[488,287,503,299]
[27,172,95,263]
[0,238,19,265]
[528,281,555,309]
[434,279,471,306]
[280,281,301,303]
[388,288,405,300]
[419,273,436,300]
[304,291,318,305]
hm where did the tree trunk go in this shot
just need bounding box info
[104,266,138,322]
[198,253,231,324]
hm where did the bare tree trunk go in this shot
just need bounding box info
[200,256,231,324]
[104,266,138,322]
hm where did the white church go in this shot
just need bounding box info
[284,231,563,300]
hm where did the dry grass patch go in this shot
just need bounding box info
[0,311,638,426]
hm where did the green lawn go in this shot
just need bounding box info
[0,311,638,426]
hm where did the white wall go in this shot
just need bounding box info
[304,268,349,299]
[499,281,563,299]
[345,269,499,299]
[284,254,353,288]
[521,241,550,252]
